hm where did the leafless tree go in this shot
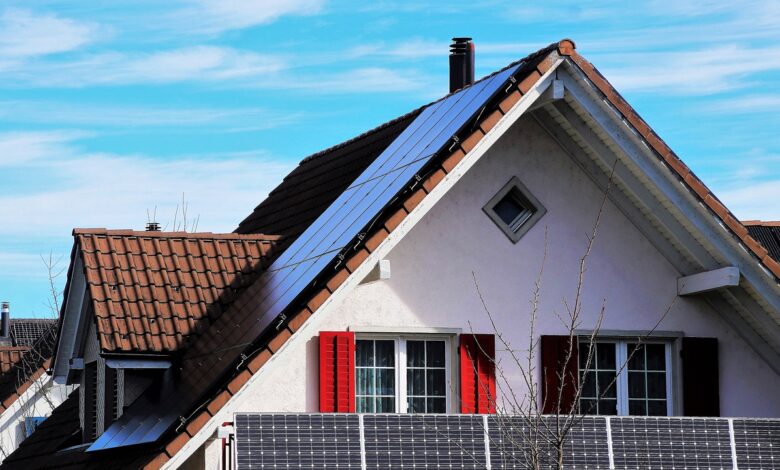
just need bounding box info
[462,165,675,469]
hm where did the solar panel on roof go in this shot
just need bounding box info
[733,418,780,470]
[92,61,528,452]
[235,414,362,469]
[363,414,487,469]
[610,416,733,470]
[488,415,610,469]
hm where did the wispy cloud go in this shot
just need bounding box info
[702,94,780,114]
[0,131,293,237]
[717,180,780,220]
[3,46,286,87]
[0,101,301,129]
[0,8,101,60]
[170,0,325,34]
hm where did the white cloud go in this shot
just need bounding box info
[173,0,325,34]
[717,180,780,220]
[3,46,286,87]
[0,101,301,129]
[702,95,780,114]
[0,130,88,166]
[0,132,293,237]
[0,8,99,60]
[594,45,780,94]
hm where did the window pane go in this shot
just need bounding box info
[628,372,646,399]
[646,344,666,370]
[376,368,395,395]
[596,343,616,369]
[494,196,525,226]
[581,399,598,415]
[359,396,375,413]
[426,369,446,397]
[407,369,425,396]
[356,368,374,395]
[646,372,666,399]
[407,341,425,367]
[627,344,645,370]
[375,340,395,367]
[579,342,593,369]
[629,400,647,416]
[427,398,446,413]
[426,341,445,367]
[356,340,373,367]
[647,400,667,416]
[597,372,617,398]
[599,399,617,415]
[377,397,395,413]
[581,371,597,397]
[408,397,425,414]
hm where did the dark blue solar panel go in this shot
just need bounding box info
[91,63,524,452]
[610,416,732,469]
[488,416,610,469]
[363,414,488,469]
[235,414,363,469]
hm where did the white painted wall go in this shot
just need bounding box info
[180,115,780,467]
[232,115,780,418]
[0,376,73,463]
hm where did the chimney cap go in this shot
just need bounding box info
[1,302,8,311]
[146,222,161,232]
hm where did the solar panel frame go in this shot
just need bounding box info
[235,414,363,470]
[609,416,733,470]
[362,414,488,469]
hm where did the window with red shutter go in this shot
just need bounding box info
[459,334,496,414]
[319,331,355,412]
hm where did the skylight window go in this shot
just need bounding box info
[484,177,545,243]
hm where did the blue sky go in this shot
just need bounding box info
[1,0,779,317]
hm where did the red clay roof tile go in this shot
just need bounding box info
[75,230,280,354]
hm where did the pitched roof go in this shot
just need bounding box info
[74,229,281,353]
[0,321,57,413]
[744,221,780,263]
[18,39,780,469]
[0,391,156,469]
[10,319,57,347]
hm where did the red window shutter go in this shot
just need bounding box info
[682,337,719,417]
[459,334,496,414]
[540,335,579,414]
[319,331,355,412]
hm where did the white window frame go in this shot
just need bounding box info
[355,334,452,414]
[579,338,673,416]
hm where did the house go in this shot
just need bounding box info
[3,38,779,469]
[0,303,69,461]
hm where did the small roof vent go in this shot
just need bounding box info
[146,222,161,232]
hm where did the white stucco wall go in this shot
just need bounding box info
[223,115,780,420]
[0,377,73,463]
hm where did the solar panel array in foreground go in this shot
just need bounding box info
[235,414,779,469]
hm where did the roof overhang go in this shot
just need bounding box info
[531,60,780,370]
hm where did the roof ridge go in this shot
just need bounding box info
[73,228,282,240]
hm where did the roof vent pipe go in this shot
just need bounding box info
[1,302,9,339]
[449,37,475,93]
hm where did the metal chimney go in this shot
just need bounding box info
[146,221,161,232]
[1,302,9,339]
[449,37,475,93]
